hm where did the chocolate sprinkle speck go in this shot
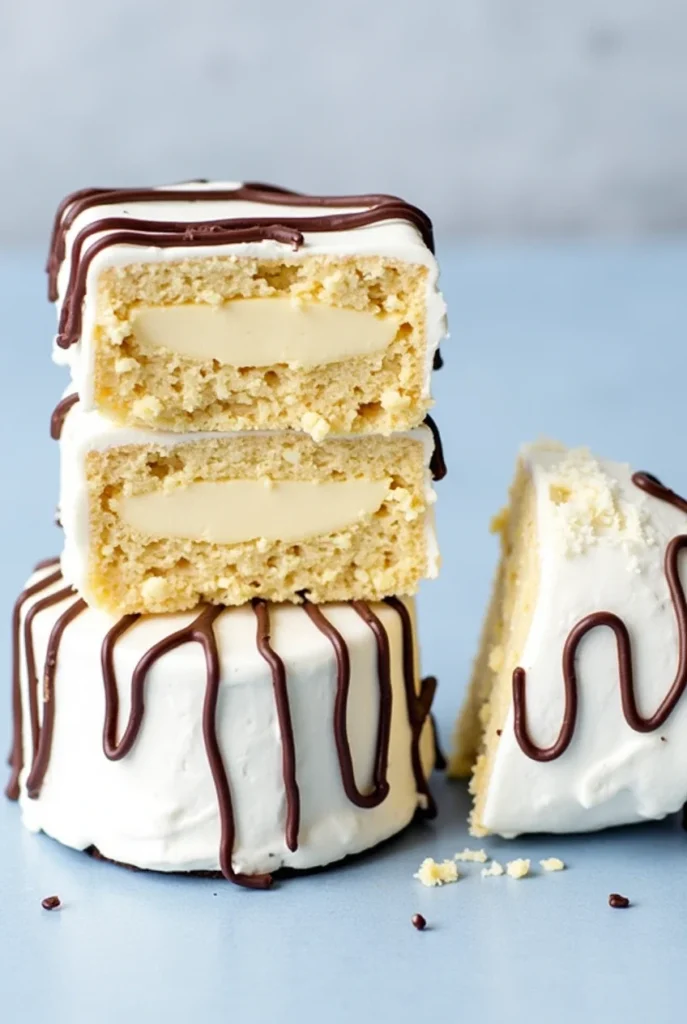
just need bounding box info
[496,729,502,736]
[412,913,427,931]
[608,893,630,909]
[41,895,61,910]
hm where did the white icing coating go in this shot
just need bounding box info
[482,442,687,836]
[51,181,447,407]
[16,566,435,875]
[58,397,440,603]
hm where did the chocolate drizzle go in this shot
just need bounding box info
[25,595,87,798]
[101,603,271,889]
[304,600,391,807]
[5,567,63,799]
[50,393,80,440]
[423,414,447,481]
[253,599,301,852]
[48,183,434,349]
[513,470,687,761]
[9,568,437,887]
[384,597,438,818]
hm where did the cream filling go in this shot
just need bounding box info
[128,299,399,367]
[119,479,389,544]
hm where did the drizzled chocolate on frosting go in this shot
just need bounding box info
[8,568,437,889]
[513,471,687,761]
[50,393,79,441]
[47,183,435,350]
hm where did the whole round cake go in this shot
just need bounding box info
[10,561,437,887]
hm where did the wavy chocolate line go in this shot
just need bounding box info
[48,182,434,300]
[253,599,301,852]
[49,183,434,352]
[303,601,391,808]
[384,597,438,818]
[5,568,63,799]
[50,393,80,440]
[25,596,87,798]
[513,471,687,761]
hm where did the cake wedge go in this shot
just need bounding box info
[451,441,687,837]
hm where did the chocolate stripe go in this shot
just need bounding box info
[24,585,76,768]
[26,597,87,798]
[48,182,433,299]
[50,393,80,440]
[303,601,389,808]
[253,599,301,851]
[350,601,393,804]
[423,414,447,481]
[384,597,437,818]
[5,568,63,799]
[100,604,271,889]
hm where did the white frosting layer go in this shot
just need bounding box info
[51,181,447,407]
[17,567,434,875]
[58,397,440,601]
[482,442,687,836]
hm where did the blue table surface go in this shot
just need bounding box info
[1,243,687,1023]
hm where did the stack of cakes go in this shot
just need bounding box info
[7,182,447,887]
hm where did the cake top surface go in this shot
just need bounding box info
[49,180,436,318]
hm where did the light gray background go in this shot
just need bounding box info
[2,0,687,241]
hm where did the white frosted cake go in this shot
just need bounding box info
[10,561,437,887]
[452,441,687,837]
[6,177,445,890]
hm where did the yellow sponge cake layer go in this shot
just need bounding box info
[59,402,440,615]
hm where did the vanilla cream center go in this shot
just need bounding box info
[119,479,388,544]
[129,299,398,367]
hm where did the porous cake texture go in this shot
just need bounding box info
[50,183,447,438]
[9,562,437,886]
[60,401,440,615]
[451,441,687,838]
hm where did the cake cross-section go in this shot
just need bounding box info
[50,182,447,438]
[58,397,443,615]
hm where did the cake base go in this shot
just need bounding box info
[10,561,437,887]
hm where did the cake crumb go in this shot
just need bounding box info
[414,858,460,887]
[131,395,163,421]
[454,847,488,863]
[411,913,427,931]
[506,858,531,879]
[481,861,505,878]
[540,857,566,872]
[300,411,331,442]
[608,893,630,909]
[140,575,172,604]
[41,895,61,911]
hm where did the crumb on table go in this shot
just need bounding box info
[414,857,460,887]
[506,858,531,879]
